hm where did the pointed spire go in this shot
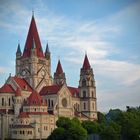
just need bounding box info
[54,59,66,85]
[82,54,91,70]
[16,43,22,54]
[45,43,50,59]
[45,43,50,54]
[56,59,63,74]
[23,15,44,58]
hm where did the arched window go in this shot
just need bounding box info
[9,98,11,106]
[82,79,86,87]
[83,91,86,98]
[2,98,4,106]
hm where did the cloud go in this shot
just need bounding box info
[0,67,5,74]
[97,84,140,112]
[0,0,140,112]
[1,0,140,87]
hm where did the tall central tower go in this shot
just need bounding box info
[15,15,52,91]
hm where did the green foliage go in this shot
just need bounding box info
[82,120,99,134]
[97,111,106,124]
[56,117,72,129]
[47,127,65,140]
[106,109,122,122]
[47,106,140,140]
[48,117,87,140]
[99,121,121,140]
[115,107,140,140]
[66,124,87,140]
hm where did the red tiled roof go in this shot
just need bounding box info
[12,76,33,92]
[15,88,22,97]
[18,112,29,118]
[26,90,46,106]
[40,85,79,96]
[0,84,15,93]
[82,54,91,70]
[55,60,63,74]
[22,15,44,58]
[40,85,62,95]
[68,86,79,96]
[28,112,48,115]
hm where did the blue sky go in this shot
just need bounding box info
[0,0,140,112]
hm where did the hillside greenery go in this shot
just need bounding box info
[47,106,140,140]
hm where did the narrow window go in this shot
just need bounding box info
[82,79,86,87]
[84,102,86,110]
[83,91,86,98]
[48,99,50,107]
[51,100,53,107]
[92,91,94,98]
[9,98,11,106]
[2,98,4,106]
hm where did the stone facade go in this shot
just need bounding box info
[0,15,97,139]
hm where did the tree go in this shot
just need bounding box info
[66,124,87,140]
[97,111,106,124]
[106,109,122,122]
[47,117,87,140]
[116,107,140,140]
[47,128,65,140]
[82,120,99,134]
[99,121,121,140]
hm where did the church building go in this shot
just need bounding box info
[0,15,97,139]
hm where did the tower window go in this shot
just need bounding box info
[82,79,86,87]
[83,91,86,98]
[92,91,94,98]
[2,98,4,106]
[9,98,11,106]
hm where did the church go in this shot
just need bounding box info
[0,15,97,139]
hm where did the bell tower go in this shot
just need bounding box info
[54,59,66,85]
[79,54,97,120]
[15,15,52,91]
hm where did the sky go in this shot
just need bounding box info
[0,0,140,112]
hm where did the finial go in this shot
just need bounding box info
[58,56,60,60]
[85,50,87,55]
[9,73,11,77]
[32,9,34,17]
